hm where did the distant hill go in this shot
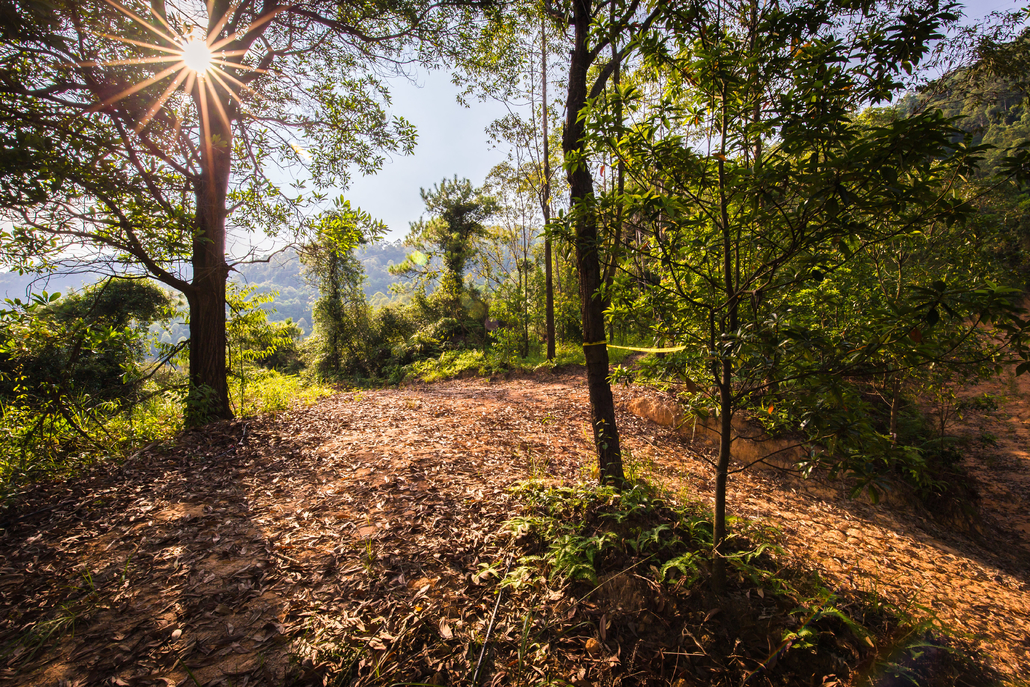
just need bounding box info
[0,270,100,302]
[233,241,411,334]
[900,40,1030,281]
[2,240,412,336]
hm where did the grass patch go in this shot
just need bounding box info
[231,368,335,416]
[403,342,637,382]
[0,370,332,501]
[0,391,183,501]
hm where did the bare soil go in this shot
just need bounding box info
[0,369,1027,685]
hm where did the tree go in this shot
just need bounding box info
[0,278,175,464]
[541,12,557,361]
[601,0,1028,593]
[301,202,385,378]
[393,175,498,317]
[0,0,489,425]
[0,277,174,406]
[551,0,662,486]
[482,160,545,357]
[457,1,567,359]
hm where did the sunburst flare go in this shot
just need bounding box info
[79,0,275,133]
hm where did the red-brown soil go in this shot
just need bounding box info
[0,369,1027,685]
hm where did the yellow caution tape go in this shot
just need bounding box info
[581,342,687,353]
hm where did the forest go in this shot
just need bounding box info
[1,0,1030,685]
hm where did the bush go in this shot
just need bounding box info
[0,279,174,408]
[0,281,181,497]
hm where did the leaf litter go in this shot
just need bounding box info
[0,369,1025,685]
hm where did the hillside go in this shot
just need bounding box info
[900,45,1030,177]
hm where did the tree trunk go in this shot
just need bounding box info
[542,13,555,361]
[565,0,624,487]
[889,374,901,444]
[600,0,624,310]
[711,102,737,594]
[522,261,530,358]
[186,85,234,427]
[712,368,733,596]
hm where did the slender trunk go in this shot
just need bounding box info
[889,374,901,444]
[522,258,530,358]
[565,0,624,486]
[712,365,733,596]
[542,14,555,360]
[712,87,736,596]
[186,79,234,426]
[600,1,624,329]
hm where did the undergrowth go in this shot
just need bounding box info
[492,479,1001,687]
[0,369,332,501]
[293,478,1001,685]
[231,367,334,416]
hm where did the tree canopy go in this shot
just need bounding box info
[0,0,491,424]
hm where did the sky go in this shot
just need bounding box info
[968,0,1024,17]
[341,69,513,243]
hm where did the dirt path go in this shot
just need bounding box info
[0,370,1027,684]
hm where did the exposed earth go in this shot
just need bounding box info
[0,368,1027,685]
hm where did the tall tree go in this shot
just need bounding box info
[483,160,543,357]
[393,175,498,316]
[602,0,1027,593]
[541,11,556,360]
[455,1,565,357]
[0,0,489,425]
[301,201,385,378]
[553,0,660,486]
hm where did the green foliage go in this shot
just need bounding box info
[895,28,1030,284]
[505,481,713,586]
[303,192,513,382]
[596,1,1029,505]
[230,369,334,417]
[227,285,303,374]
[225,283,308,418]
[0,280,181,495]
[0,279,174,406]
[302,203,396,381]
[393,176,498,316]
[402,341,636,383]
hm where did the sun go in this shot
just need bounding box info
[180,38,213,76]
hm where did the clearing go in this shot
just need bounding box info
[0,369,1027,685]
